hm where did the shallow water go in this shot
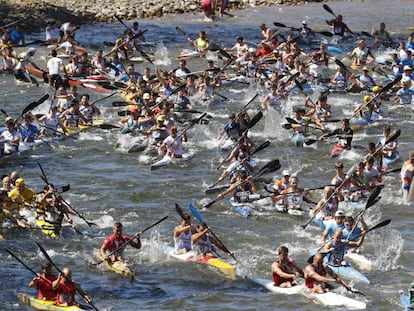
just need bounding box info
[1,0,414,310]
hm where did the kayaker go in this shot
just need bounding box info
[349,162,370,201]
[363,155,382,187]
[187,30,209,53]
[311,186,343,221]
[28,262,58,300]
[52,267,92,307]
[191,222,223,260]
[99,222,141,263]
[271,245,304,288]
[57,21,77,45]
[60,99,88,128]
[46,49,67,88]
[342,214,367,253]
[322,229,364,266]
[394,77,414,105]
[346,67,376,93]
[79,94,101,125]
[321,210,345,244]
[217,170,259,203]
[38,106,67,137]
[348,39,375,67]
[325,14,353,37]
[18,113,40,143]
[401,151,414,200]
[273,170,291,192]
[8,178,36,211]
[296,20,316,45]
[217,112,245,143]
[1,117,20,156]
[158,125,187,158]
[331,161,352,193]
[173,214,197,254]
[371,22,394,47]
[275,176,311,212]
[376,125,398,164]
[304,252,341,293]
[216,151,255,184]
[319,118,353,154]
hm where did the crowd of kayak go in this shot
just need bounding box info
[1,2,414,310]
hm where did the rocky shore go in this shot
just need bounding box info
[0,0,330,34]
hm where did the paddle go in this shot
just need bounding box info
[93,215,168,265]
[1,18,24,29]
[324,265,365,296]
[37,162,97,228]
[14,94,50,123]
[35,242,99,311]
[272,22,333,37]
[372,129,401,157]
[216,139,270,171]
[112,101,129,107]
[323,4,337,18]
[188,202,236,261]
[6,248,53,285]
[285,117,324,132]
[91,92,118,105]
[301,164,356,229]
[208,42,233,60]
[204,159,281,209]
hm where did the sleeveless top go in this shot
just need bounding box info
[273,259,294,286]
[174,229,192,252]
[192,234,212,257]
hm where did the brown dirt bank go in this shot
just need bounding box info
[1,0,327,34]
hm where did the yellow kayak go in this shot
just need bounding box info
[35,218,58,238]
[95,251,134,282]
[18,292,88,310]
[168,247,236,278]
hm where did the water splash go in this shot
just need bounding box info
[153,42,171,66]
[373,228,403,271]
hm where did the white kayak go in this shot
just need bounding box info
[150,153,192,170]
[275,204,305,216]
[344,252,373,272]
[249,277,305,295]
[303,289,366,309]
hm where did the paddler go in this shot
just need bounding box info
[273,170,291,192]
[217,112,246,143]
[191,222,224,260]
[1,117,20,156]
[57,20,77,45]
[319,118,353,153]
[394,77,414,105]
[173,214,197,254]
[79,94,101,125]
[52,267,92,307]
[346,67,375,93]
[158,125,187,158]
[28,262,58,300]
[18,113,40,143]
[217,170,259,203]
[8,178,35,212]
[321,210,345,245]
[14,47,41,83]
[401,151,414,200]
[38,106,67,137]
[372,23,394,47]
[60,99,88,129]
[376,125,398,166]
[348,39,375,67]
[187,30,209,53]
[274,176,311,212]
[99,222,141,263]
[342,214,367,253]
[271,245,304,288]
[304,252,342,293]
[363,155,382,187]
[325,14,353,37]
[311,186,343,222]
[46,49,67,89]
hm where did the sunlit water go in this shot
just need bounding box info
[1,0,414,310]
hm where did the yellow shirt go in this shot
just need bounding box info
[9,187,36,205]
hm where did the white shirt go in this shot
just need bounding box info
[47,57,63,75]
[46,26,59,41]
[60,22,76,36]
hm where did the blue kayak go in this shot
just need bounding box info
[327,46,346,55]
[229,197,254,218]
[400,291,412,310]
[383,151,400,168]
[323,256,370,284]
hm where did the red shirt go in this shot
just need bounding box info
[56,279,77,306]
[273,259,294,286]
[102,234,131,254]
[37,274,58,300]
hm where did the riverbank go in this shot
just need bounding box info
[0,0,330,33]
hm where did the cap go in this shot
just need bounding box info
[170,126,178,132]
[372,85,382,93]
[42,262,52,269]
[15,178,25,185]
[362,66,369,71]
[403,65,413,71]
[302,20,307,24]
[5,117,13,124]
[364,95,371,102]
[282,170,290,176]
[27,47,36,53]
[335,210,345,217]
[157,115,165,121]
[143,93,151,100]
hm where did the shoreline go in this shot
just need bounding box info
[0,0,328,34]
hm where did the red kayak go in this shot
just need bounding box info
[25,65,112,93]
[331,144,349,158]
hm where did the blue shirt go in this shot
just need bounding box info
[324,220,344,239]
[19,124,40,142]
[9,28,25,45]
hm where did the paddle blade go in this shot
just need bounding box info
[304,139,317,146]
[251,140,270,156]
[23,94,50,114]
[257,159,281,176]
[175,203,187,220]
[323,4,336,17]
[366,219,391,234]
[318,31,334,37]
[112,101,129,107]
[247,110,263,129]
[205,185,229,195]
[294,79,305,92]
[189,202,204,223]
[285,117,298,124]
[273,22,287,28]
[334,58,350,73]
[365,186,382,209]
[282,123,292,130]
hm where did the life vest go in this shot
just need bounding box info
[273,259,294,286]
[305,264,327,289]
[56,280,76,306]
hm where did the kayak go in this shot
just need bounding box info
[25,66,112,93]
[18,292,91,310]
[177,51,204,60]
[275,204,305,216]
[229,197,256,218]
[323,256,370,284]
[150,153,192,170]
[382,151,400,169]
[95,251,135,282]
[344,252,373,272]
[250,277,366,309]
[331,144,349,158]
[400,290,412,310]
[249,277,305,295]
[327,46,346,55]
[168,247,236,278]
[303,289,366,309]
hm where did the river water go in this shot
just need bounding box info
[1,0,414,310]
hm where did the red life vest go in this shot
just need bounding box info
[305,264,327,289]
[272,259,294,286]
[56,279,76,306]
[37,274,58,300]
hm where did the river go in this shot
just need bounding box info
[1,0,414,310]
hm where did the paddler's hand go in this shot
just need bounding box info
[84,295,92,303]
